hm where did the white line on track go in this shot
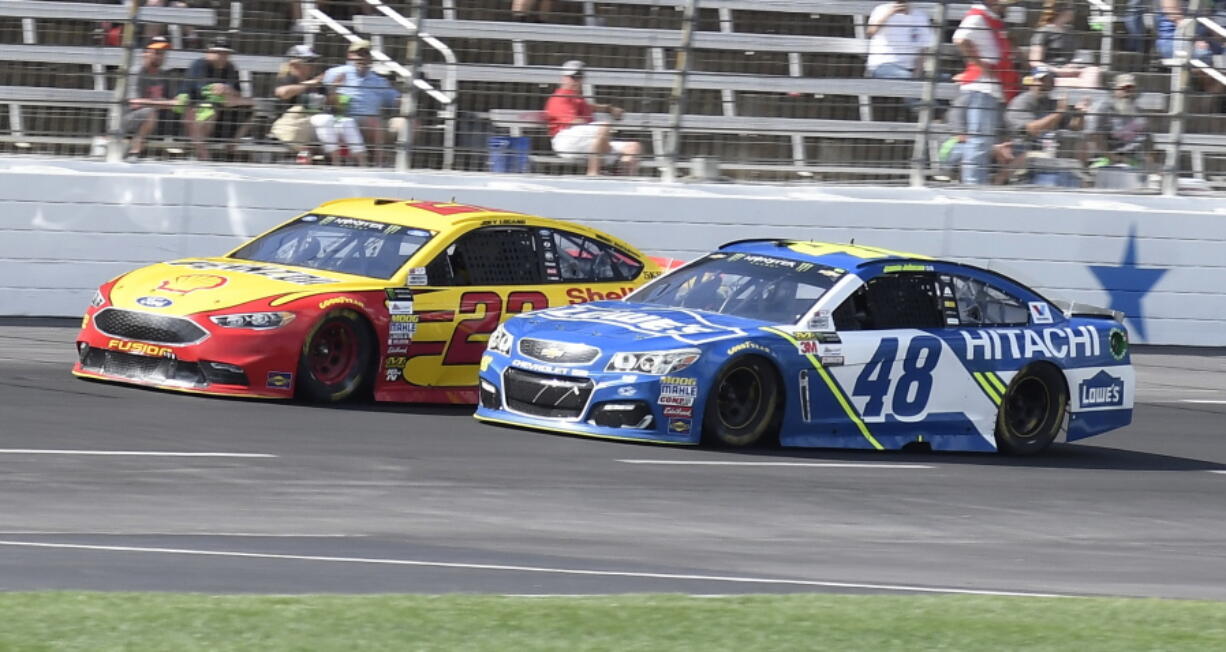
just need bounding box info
[0,540,1064,597]
[1208,471,1226,475]
[618,459,933,469]
[1180,399,1226,405]
[0,449,276,458]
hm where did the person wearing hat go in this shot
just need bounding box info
[1028,0,1101,90]
[1002,67,1090,184]
[1085,73,1153,169]
[183,36,255,160]
[313,40,400,166]
[544,60,641,176]
[271,44,326,162]
[122,37,180,161]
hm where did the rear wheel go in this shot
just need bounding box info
[702,357,779,448]
[995,364,1067,455]
[296,310,374,403]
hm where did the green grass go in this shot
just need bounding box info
[1,593,1223,651]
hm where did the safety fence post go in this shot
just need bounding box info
[663,0,697,183]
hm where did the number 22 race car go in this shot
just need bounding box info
[475,239,1134,455]
[74,199,664,403]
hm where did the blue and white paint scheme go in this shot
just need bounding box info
[474,240,1134,453]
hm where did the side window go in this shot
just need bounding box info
[549,230,643,283]
[951,275,1029,326]
[425,227,542,286]
[832,273,944,330]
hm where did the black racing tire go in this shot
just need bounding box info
[702,356,779,448]
[995,363,1068,456]
[296,310,375,403]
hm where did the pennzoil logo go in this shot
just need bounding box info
[156,274,228,295]
[107,339,175,358]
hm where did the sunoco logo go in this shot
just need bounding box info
[1079,370,1124,408]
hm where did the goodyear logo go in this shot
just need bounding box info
[107,339,174,358]
[319,296,364,310]
[266,371,293,388]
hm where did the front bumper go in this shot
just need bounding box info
[473,355,702,445]
[73,309,305,399]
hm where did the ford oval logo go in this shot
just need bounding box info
[136,296,173,308]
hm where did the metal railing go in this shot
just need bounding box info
[0,0,1221,194]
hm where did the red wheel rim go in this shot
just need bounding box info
[308,321,357,385]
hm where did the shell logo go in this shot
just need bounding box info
[156,274,229,295]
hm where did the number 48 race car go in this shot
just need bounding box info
[74,199,664,403]
[475,239,1134,455]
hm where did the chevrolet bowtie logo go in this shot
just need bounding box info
[539,346,565,359]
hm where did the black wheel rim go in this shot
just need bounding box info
[716,367,763,430]
[1005,377,1049,439]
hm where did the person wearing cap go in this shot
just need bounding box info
[544,60,641,176]
[316,40,401,166]
[1003,67,1090,184]
[1085,73,1153,169]
[1028,1,1101,90]
[183,36,255,160]
[122,37,181,160]
[272,44,326,162]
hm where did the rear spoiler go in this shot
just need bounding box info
[1050,299,1124,323]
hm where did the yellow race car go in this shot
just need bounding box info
[75,198,666,403]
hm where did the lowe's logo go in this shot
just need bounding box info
[1079,371,1124,408]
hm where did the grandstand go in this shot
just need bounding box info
[0,0,1222,190]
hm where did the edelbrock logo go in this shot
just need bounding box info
[536,305,744,345]
[1079,370,1124,408]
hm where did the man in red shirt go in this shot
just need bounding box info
[544,60,641,176]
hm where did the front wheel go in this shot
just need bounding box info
[702,357,779,448]
[995,364,1067,455]
[296,310,374,403]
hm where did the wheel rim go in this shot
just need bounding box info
[716,367,763,430]
[1004,376,1049,439]
[308,321,357,385]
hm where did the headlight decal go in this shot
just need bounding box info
[605,348,701,375]
[488,324,514,355]
[209,312,296,330]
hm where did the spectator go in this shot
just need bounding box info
[183,37,254,160]
[1122,0,1150,53]
[952,0,1021,185]
[1029,0,1101,89]
[271,45,326,163]
[123,37,181,161]
[1004,67,1089,185]
[511,0,554,23]
[1086,73,1154,169]
[865,1,936,79]
[938,91,1024,184]
[318,40,401,166]
[544,60,642,176]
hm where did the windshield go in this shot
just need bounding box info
[629,252,845,324]
[230,214,434,279]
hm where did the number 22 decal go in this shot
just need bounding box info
[852,336,942,418]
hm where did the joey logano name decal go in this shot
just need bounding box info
[168,260,337,286]
[537,305,744,344]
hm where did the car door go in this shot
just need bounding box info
[819,270,986,446]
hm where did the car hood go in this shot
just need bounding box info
[105,257,376,315]
[508,300,763,348]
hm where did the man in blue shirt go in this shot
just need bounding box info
[320,40,401,166]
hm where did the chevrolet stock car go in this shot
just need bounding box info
[475,240,1134,455]
[74,198,666,403]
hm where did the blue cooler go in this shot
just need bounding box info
[488,136,531,173]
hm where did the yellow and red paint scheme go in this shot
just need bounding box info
[73,199,665,403]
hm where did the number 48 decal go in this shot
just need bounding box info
[852,336,942,418]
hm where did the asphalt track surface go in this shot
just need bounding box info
[2,319,1225,599]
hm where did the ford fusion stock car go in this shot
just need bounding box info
[475,240,1134,455]
[75,199,664,403]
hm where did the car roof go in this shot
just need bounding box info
[718,239,932,272]
[311,197,642,253]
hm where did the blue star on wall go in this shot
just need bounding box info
[1088,227,1167,342]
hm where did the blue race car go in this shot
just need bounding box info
[474,240,1134,455]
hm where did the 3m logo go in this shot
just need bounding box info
[1079,370,1124,408]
